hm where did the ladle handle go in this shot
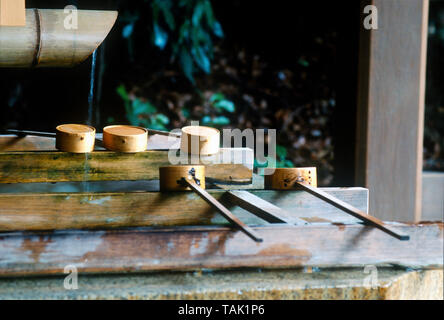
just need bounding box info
[180,178,263,242]
[295,182,409,241]
[4,129,104,148]
[4,129,56,138]
[147,129,181,138]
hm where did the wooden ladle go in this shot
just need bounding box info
[264,167,409,241]
[159,165,263,242]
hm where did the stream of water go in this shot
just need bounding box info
[83,152,91,193]
[84,50,98,192]
[87,50,98,126]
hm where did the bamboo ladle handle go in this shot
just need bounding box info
[295,182,409,241]
[3,129,104,148]
[179,178,263,243]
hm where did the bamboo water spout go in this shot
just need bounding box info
[0,9,118,67]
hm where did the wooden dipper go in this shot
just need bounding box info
[55,124,96,153]
[264,167,409,241]
[265,167,317,190]
[159,165,262,242]
[103,125,148,153]
[160,165,206,191]
[180,126,220,155]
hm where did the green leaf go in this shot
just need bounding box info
[158,0,175,30]
[202,115,212,124]
[284,159,294,168]
[178,20,191,44]
[155,113,170,125]
[122,23,134,39]
[214,99,235,113]
[209,92,225,103]
[192,1,205,26]
[298,58,309,67]
[212,21,224,38]
[153,23,169,50]
[107,117,115,124]
[276,145,287,160]
[192,45,211,74]
[212,116,230,125]
[116,84,129,101]
[148,118,167,131]
[126,112,139,126]
[179,48,195,84]
[182,108,190,118]
[132,99,157,115]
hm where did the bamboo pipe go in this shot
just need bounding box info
[0,9,118,67]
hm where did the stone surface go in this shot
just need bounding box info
[0,267,442,300]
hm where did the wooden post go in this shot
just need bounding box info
[0,0,26,26]
[356,0,429,222]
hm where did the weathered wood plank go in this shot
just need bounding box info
[0,136,56,152]
[0,148,253,184]
[422,172,444,222]
[356,0,429,221]
[0,172,265,193]
[0,223,441,276]
[0,134,180,151]
[0,188,368,231]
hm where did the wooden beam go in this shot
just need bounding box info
[0,188,368,231]
[227,190,309,225]
[0,148,253,184]
[356,0,429,222]
[0,223,441,276]
[0,134,180,151]
[0,0,26,26]
[422,172,444,222]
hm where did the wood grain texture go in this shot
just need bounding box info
[227,190,309,225]
[356,0,429,222]
[0,188,368,231]
[0,136,56,151]
[0,149,253,184]
[0,134,180,151]
[0,9,117,67]
[0,0,26,26]
[422,172,444,222]
[0,223,441,276]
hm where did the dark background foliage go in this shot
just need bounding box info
[0,0,442,186]
[425,0,444,171]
